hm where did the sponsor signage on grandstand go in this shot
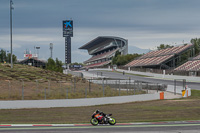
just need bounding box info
[24,54,37,58]
[63,20,73,37]
[72,65,82,68]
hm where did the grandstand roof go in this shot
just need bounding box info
[79,36,127,49]
[125,44,193,68]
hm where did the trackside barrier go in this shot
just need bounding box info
[0,93,160,109]
[160,92,164,100]
[167,85,191,98]
[182,88,191,98]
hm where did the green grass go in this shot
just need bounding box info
[189,90,200,99]
[0,91,200,124]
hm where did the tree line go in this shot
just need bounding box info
[46,58,63,73]
[0,49,17,63]
[112,51,141,66]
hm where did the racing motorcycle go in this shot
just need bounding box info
[90,112,116,126]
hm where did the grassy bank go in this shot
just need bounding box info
[0,64,145,100]
[0,90,200,124]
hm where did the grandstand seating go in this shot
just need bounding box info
[174,60,200,71]
[84,61,111,68]
[125,44,192,68]
[85,49,118,63]
[174,53,200,71]
[80,36,128,69]
[193,54,200,60]
[139,44,192,59]
[125,55,173,67]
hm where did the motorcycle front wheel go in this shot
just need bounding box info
[108,117,116,125]
[90,118,98,126]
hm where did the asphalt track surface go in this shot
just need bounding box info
[87,70,200,90]
[1,122,200,133]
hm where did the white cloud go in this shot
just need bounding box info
[73,50,89,56]
[1,26,199,62]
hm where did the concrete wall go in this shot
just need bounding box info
[0,93,160,109]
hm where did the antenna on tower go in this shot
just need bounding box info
[50,43,53,58]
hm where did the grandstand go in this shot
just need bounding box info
[125,44,193,69]
[79,36,128,69]
[174,53,200,76]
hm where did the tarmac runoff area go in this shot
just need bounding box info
[82,69,200,90]
[1,121,200,133]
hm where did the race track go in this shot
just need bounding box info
[1,121,200,133]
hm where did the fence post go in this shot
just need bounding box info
[44,87,46,100]
[119,80,120,96]
[137,81,139,92]
[66,87,68,99]
[102,78,105,97]
[157,83,158,93]
[146,83,148,94]
[89,79,91,93]
[36,80,38,95]
[126,81,128,95]
[21,79,24,100]
[74,78,76,93]
[59,80,62,96]
[7,80,11,99]
[174,80,176,95]
[70,79,72,93]
[115,80,117,93]
[129,78,130,94]
[85,87,87,98]
[134,81,135,95]
[140,82,142,91]
[48,80,50,96]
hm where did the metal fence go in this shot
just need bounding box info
[0,78,167,100]
[89,78,166,96]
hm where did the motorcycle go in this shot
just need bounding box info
[90,112,116,126]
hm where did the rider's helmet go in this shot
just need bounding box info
[96,109,100,114]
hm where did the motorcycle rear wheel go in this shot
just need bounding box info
[90,118,98,126]
[108,117,116,125]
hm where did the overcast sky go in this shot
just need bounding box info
[1,0,200,63]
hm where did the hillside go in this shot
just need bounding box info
[0,64,71,82]
[0,64,139,100]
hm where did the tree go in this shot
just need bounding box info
[6,53,17,63]
[46,58,56,71]
[46,58,63,73]
[0,49,6,63]
[112,53,141,66]
[157,44,173,50]
[0,49,17,63]
[191,38,200,55]
[112,51,121,65]
[55,58,63,72]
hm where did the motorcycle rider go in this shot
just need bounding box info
[95,110,107,123]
